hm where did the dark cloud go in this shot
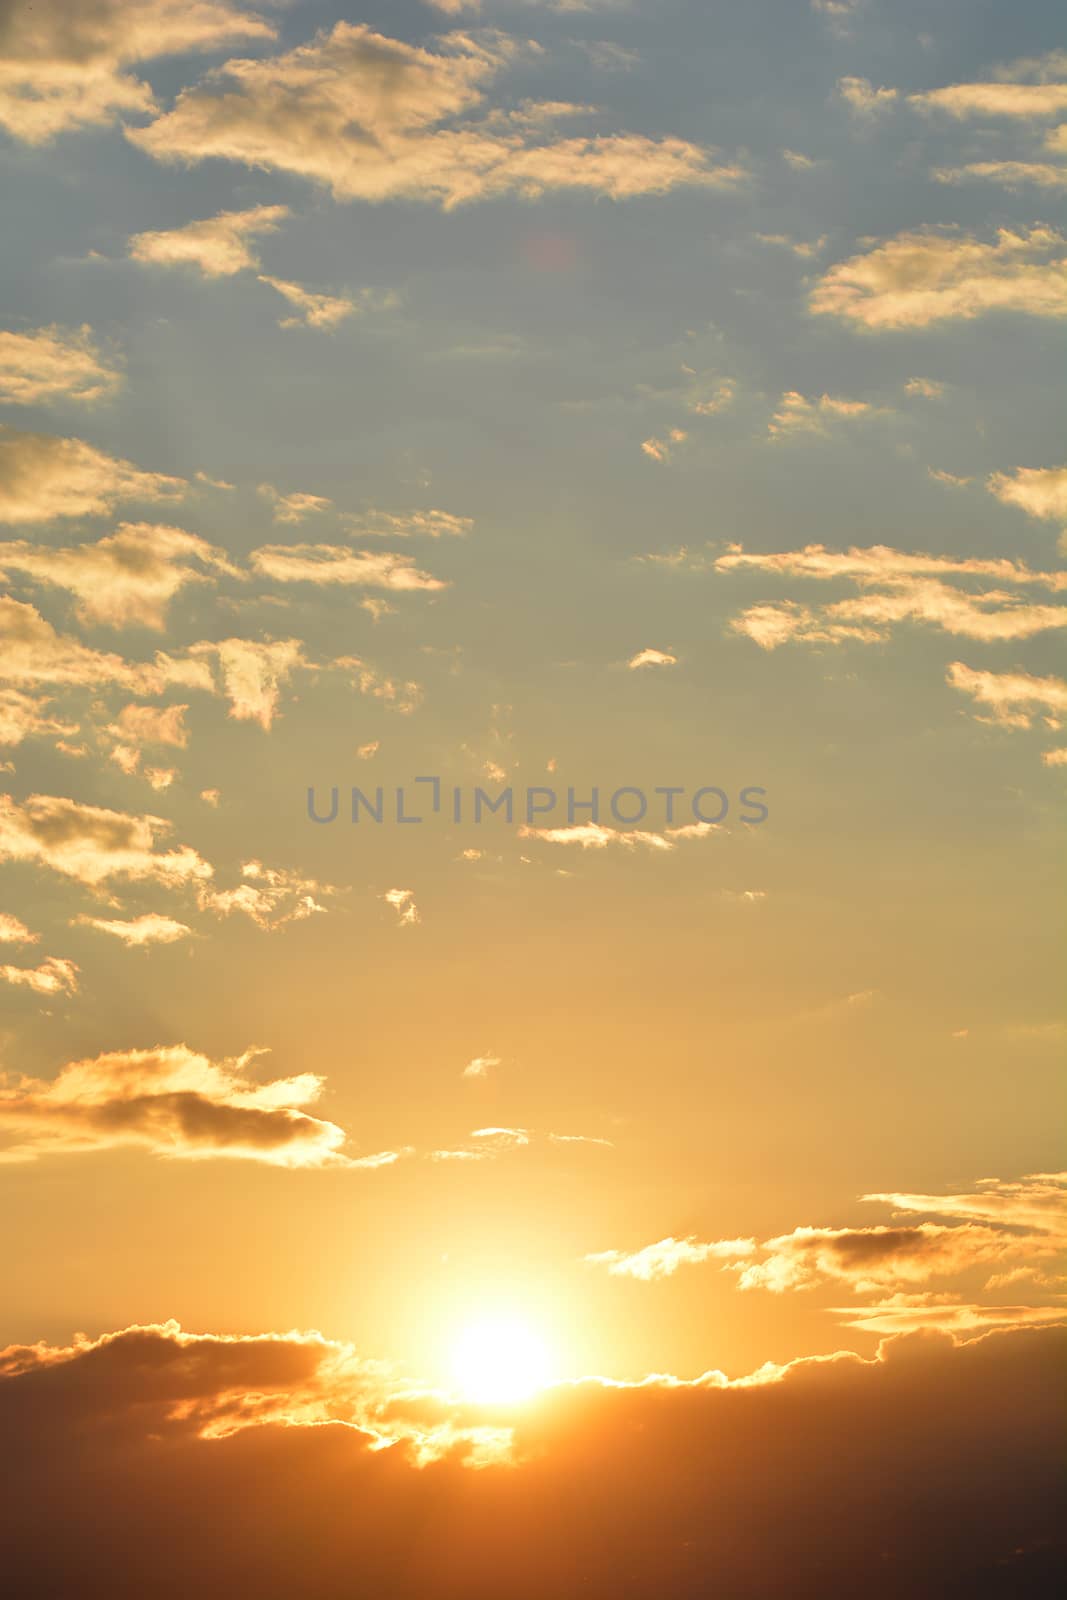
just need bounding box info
[0,1319,1063,1598]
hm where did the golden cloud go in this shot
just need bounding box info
[128,23,741,208]
[128,204,290,277]
[810,226,1067,328]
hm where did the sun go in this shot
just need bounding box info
[451,1316,553,1404]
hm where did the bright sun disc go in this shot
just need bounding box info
[452,1317,552,1403]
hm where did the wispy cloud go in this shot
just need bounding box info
[0,522,239,628]
[72,912,192,947]
[257,276,371,331]
[946,661,1067,728]
[0,326,123,406]
[0,429,186,524]
[0,954,79,997]
[586,1235,756,1280]
[250,545,446,592]
[128,205,289,278]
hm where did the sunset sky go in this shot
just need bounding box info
[1,1,1064,1593]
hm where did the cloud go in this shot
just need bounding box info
[108,702,190,749]
[987,463,1067,522]
[932,160,1067,190]
[946,662,1067,728]
[0,912,38,944]
[332,658,423,715]
[0,954,79,997]
[712,543,1067,590]
[904,377,944,398]
[462,1055,500,1079]
[627,647,677,668]
[250,544,446,592]
[0,0,277,145]
[862,1172,1067,1240]
[258,484,333,523]
[810,226,1067,329]
[830,1298,1067,1337]
[641,428,688,464]
[382,887,419,926]
[837,75,898,116]
[0,596,213,700]
[586,1235,756,1280]
[0,686,79,748]
[731,586,1067,648]
[258,276,372,330]
[0,1318,1063,1597]
[345,508,473,539]
[0,792,211,890]
[548,1131,614,1147]
[72,912,193,946]
[0,428,186,523]
[128,204,289,277]
[755,233,826,259]
[128,23,741,209]
[0,325,122,406]
[0,601,318,737]
[909,77,1067,122]
[519,821,674,851]
[470,1125,529,1147]
[0,1043,381,1167]
[198,860,334,931]
[587,1174,1067,1321]
[734,1222,1030,1295]
[768,391,882,437]
[713,543,1067,650]
[0,522,239,627]
[191,638,308,729]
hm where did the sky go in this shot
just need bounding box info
[0,1,1065,1593]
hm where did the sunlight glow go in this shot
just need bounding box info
[451,1316,553,1404]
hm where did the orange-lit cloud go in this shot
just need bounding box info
[0,325,123,406]
[946,661,1067,728]
[0,912,38,944]
[0,0,276,145]
[250,544,446,592]
[345,508,473,539]
[0,522,239,628]
[987,463,1067,522]
[0,428,186,524]
[190,638,308,730]
[627,647,677,669]
[0,686,79,749]
[589,1173,1067,1317]
[0,792,211,890]
[128,205,290,277]
[257,275,379,331]
[768,391,884,436]
[0,953,79,997]
[129,24,741,208]
[0,1318,1062,1596]
[810,227,1067,328]
[0,1044,386,1168]
[198,860,335,931]
[72,912,193,946]
[257,484,334,524]
[586,1235,756,1280]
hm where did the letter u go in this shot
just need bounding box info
[307,786,339,824]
